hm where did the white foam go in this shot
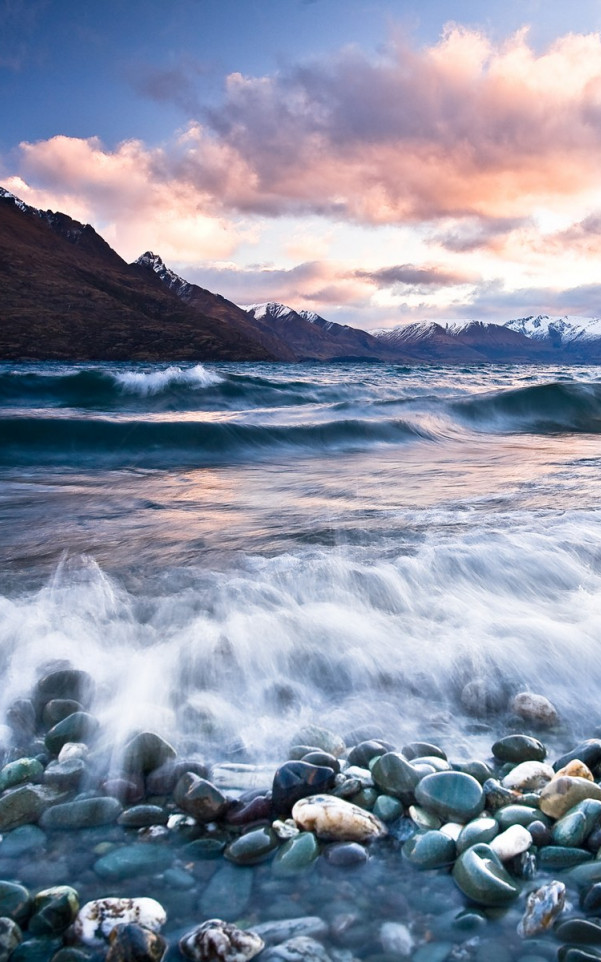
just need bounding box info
[113,364,222,395]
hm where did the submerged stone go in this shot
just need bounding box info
[261,936,331,962]
[415,771,484,823]
[538,846,592,869]
[517,880,565,938]
[93,843,172,880]
[40,796,122,830]
[29,888,79,938]
[0,883,32,926]
[402,830,456,869]
[452,843,520,907]
[106,923,166,962]
[224,827,279,866]
[271,832,320,876]
[199,865,253,921]
[251,919,328,947]
[292,794,387,842]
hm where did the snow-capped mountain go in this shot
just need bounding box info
[135,251,193,300]
[245,302,391,360]
[506,315,601,344]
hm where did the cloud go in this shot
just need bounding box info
[354,263,478,289]
[432,216,530,252]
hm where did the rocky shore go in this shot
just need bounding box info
[0,667,600,962]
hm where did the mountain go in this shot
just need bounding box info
[0,189,279,361]
[244,302,397,361]
[372,320,552,362]
[505,315,601,359]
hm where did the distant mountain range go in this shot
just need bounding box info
[2,186,601,363]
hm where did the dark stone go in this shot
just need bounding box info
[582,882,601,913]
[102,777,145,805]
[553,740,601,773]
[43,759,86,791]
[371,752,421,803]
[33,670,94,715]
[0,918,22,962]
[106,923,166,962]
[50,951,91,962]
[174,774,229,822]
[557,948,601,962]
[42,700,83,728]
[94,843,173,880]
[0,825,46,857]
[538,846,592,869]
[402,830,456,870]
[181,838,227,860]
[117,806,169,828]
[323,842,368,867]
[0,883,32,926]
[402,742,447,761]
[226,794,272,826]
[347,741,389,768]
[29,887,79,937]
[121,733,177,776]
[556,919,601,945]
[301,752,340,774]
[491,735,546,763]
[0,785,57,831]
[45,713,99,756]
[271,762,336,817]
[528,820,551,847]
[40,797,122,830]
[11,937,62,962]
[6,700,36,741]
[145,759,208,795]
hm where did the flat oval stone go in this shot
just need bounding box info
[402,830,456,869]
[553,740,601,773]
[93,844,172,880]
[0,759,44,793]
[502,762,554,791]
[415,772,484,823]
[538,846,592,868]
[552,810,589,848]
[0,825,46,857]
[492,736,546,764]
[517,880,565,938]
[457,817,499,855]
[225,827,279,866]
[292,794,386,842]
[271,832,320,876]
[371,753,421,801]
[452,843,520,907]
[0,785,57,832]
[556,919,601,945]
[40,797,122,830]
[539,777,601,819]
[180,920,264,962]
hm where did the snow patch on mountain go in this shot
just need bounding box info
[505,315,601,343]
[244,302,297,321]
[135,251,192,299]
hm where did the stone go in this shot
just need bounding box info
[371,752,421,802]
[291,727,345,758]
[42,700,83,728]
[582,883,601,913]
[539,777,601,819]
[347,741,388,768]
[271,832,320,876]
[494,805,545,831]
[40,796,122,830]
[528,820,551,846]
[461,679,507,716]
[261,936,331,962]
[457,817,499,854]
[0,785,57,831]
[0,758,44,793]
[93,843,173,880]
[45,713,99,756]
[182,838,227,860]
[557,949,601,962]
[518,880,565,939]
[556,918,601,945]
[271,820,300,841]
[538,846,592,868]
[483,778,522,811]
[117,806,169,828]
[120,732,177,776]
[558,762,595,784]
[0,917,22,962]
[73,899,167,947]
[408,805,442,831]
[174,774,229,822]
[402,830,456,869]
[0,825,46,857]
[323,841,368,867]
[379,922,413,957]
[200,865,253,921]
[6,700,35,741]
[145,759,208,795]
[33,669,94,714]
[440,821,462,840]
[501,762,554,791]
[415,771,484,823]
[373,795,402,822]
[43,759,86,791]
[402,742,447,761]
[492,736,547,764]
[292,794,387,842]
[102,776,144,805]
[0,883,32,926]
[301,752,340,774]
[250,919,328,947]
[489,824,532,861]
[455,760,495,784]
[106,923,166,962]
[29,887,79,937]
[452,843,521,907]
[553,740,601,773]
[224,828,279,866]
[512,692,559,727]
[11,937,62,962]
[552,799,601,847]
[271,762,336,817]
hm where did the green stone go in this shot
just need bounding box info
[538,846,593,868]
[225,827,279,865]
[40,796,122,829]
[11,938,62,962]
[94,842,173,879]
[29,887,79,937]
[415,772,484,823]
[371,752,421,802]
[452,843,520,907]
[200,863,253,920]
[45,713,99,755]
[373,795,403,822]
[403,830,456,869]
[494,805,545,831]
[457,817,499,854]
[117,805,168,828]
[492,736,546,763]
[553,799,601,847]
[351,787,378,810]
[272,832,320,876]
[454,761,495,784]
[0,759,44,793]
[569,861,601,889]
[0,825,46,856]
[409,805,443,831]
[0,884,31,926]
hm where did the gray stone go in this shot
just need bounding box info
[553,740,601,773]
[0,785,58,831]
[93,843,173,880]
[415,771,484,823]
[200,865,253,921]
[261,936,332,962]
[121,732,176,776]
[40,796,122,830]
[42,700,83,728]
[379,922,413,957]
[0,917,22,962]
[250,919,328,948]
[45,713,99,756]
[225,828,279,866]
[452,843,520,907]
[43,759,86,791]
[174,774,229,822]
[106,923,166,962]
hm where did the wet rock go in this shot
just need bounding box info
[0,785,58,831]
[271,832,320,876]
[556,949,601,962]
[40,796,122,830]
[74,898,167,947]
[553,740,601,773]
[291,727,345,759]
[292,794,387,842]
[402,830,456,869]
[301,752,340,774]
[379,921,413,957]
[415,771,484,823]
[568,861,601,891]
[0,825,46,857]
[402,742,447,761]
[0,758,44,793]
[106,923,166,962]
[517,880,565,938]
[271,819,300,841]
[539,777,601,819]
[556,918,601,946]
[180,920,264,962]
[457,817,499,854]
[224,827,279,866]
[528,820,551,847]
[29,887,79,937]
[538,845,592,868]
[408,805,442,831]
[347,741,388,768]
[490,824,532,861]
[373,795,402,822]
[0,883,32,926]
[42,700,84,728]
[494,804,545,831]
[371,752,421,802]
[452,843,521,907]
[582,883,601,913]
[226,795,272,826]
[45,713,99,756]
[33,670,95,716]
[482,778,522,812]
[250,919,328,947]
[512,692,559,727]
[556,759,595,781]
[121,733,177,776]
[461,679,507,717]
[6,700,36,741]
[117,806,169,828]
[93,843,173,880]
[501,761,554,791]
[492,735,547,764]
[174,774,229,822]
[11,937,62,962]
[552,799,601,847]
[146,759,208,795]
[272,762,336,817]
[0,917,22,962]
[261,936,331,962]
[323,842,368,867]
[43,759,86,791]
[200,866,253,922]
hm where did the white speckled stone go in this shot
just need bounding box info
[518,881,566,938]
[440,822,463,841]
[502,761,554,791]
[379,922,413,957]
[58,742,88,762]
[292,794,387,842]
[180,920,264,962]
[512,692,559,727]
[490,824,532,861]
[74,898,166,946]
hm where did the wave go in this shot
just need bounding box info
[453,380,601,433]
[0,414,431,466]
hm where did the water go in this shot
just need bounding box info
[2,360,601,760]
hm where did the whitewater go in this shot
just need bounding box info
[1,359,601,764]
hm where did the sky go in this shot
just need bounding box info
[3,0,601,329]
